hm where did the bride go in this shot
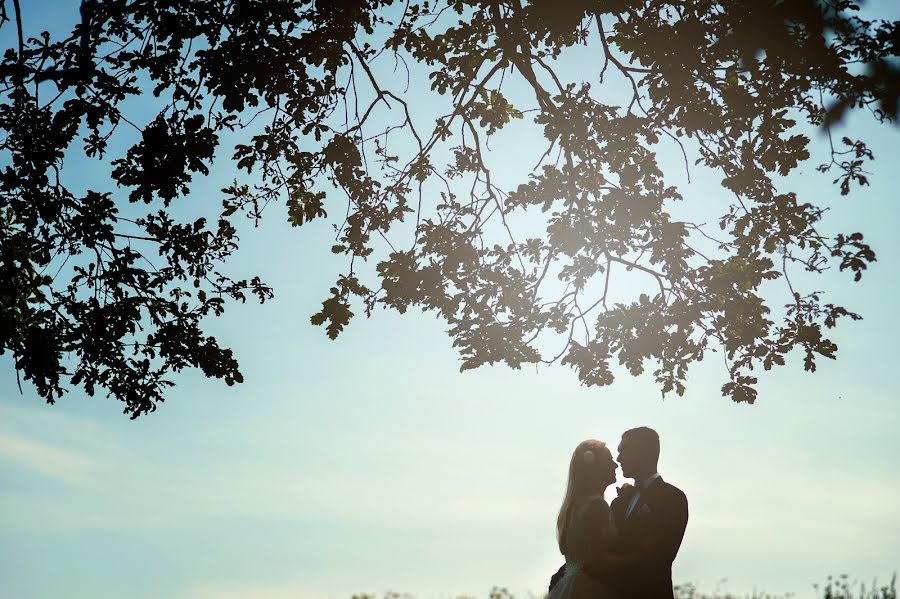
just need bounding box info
[547,439,629,599]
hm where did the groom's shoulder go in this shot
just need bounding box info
[658,479,688,505]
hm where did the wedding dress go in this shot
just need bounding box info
[547,497,621,599]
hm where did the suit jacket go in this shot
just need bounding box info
[609,476,688,599]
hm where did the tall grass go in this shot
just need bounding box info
[350,574,896,599]
[673,573,897,599]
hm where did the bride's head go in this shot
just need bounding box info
[566,439,616,493]
[556,439,616,552]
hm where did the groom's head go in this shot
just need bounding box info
[617,427,660,479]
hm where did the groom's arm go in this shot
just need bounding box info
[580,500,642,579]
[584,488,686,577]
[583,536,657,577]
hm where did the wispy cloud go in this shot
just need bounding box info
[0,432,100,485]
[0,419,549,534]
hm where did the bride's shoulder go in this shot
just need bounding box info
[586,493,609,506]
[574,493,607,511]
[580,494,610,518]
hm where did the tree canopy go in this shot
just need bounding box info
[1,0,897,417]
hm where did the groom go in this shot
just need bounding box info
[549,427,689,599]
[610,427,689,598]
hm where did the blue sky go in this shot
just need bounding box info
[1,2,899,598]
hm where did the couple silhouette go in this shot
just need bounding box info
[547,427,688,599]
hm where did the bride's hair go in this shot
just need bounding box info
[556,439,610,554]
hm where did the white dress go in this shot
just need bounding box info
[547,497,621,599]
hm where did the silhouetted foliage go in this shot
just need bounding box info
[815,574,898,599]
[1,0,897,416]
[349,575,898,599]
[674,572,897,598]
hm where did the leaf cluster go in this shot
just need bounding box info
[0,0,896,415]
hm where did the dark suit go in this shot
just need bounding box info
[609,476,688,599]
